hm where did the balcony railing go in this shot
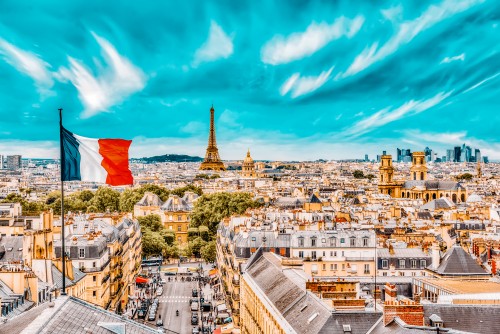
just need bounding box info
[81,258,111,273]
[101,274,110,284]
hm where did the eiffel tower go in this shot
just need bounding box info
[199,105,226,171]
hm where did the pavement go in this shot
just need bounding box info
[137,261,219,334]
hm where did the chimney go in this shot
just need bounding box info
[383,299,424,326]
[384,283,397,302]
[431,243,440,269]
[487,242,492,260]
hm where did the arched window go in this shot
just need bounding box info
[402,192,405,198]
[461,194,465,202]
[420,172,424,180]
[432,193,436,199]
[425,194,429,201]
[452,194,457,203]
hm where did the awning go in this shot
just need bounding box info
[209,268,218,277]
[136,277,148,284]
[217,304,227,312]
[217,312,230,318]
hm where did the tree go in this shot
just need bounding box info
[189,192,263,235]
[137,214,163,232]
[456,173,473,181]
[187,237,207,258]
[170,184,203,197]
[119,188,143,212]
[138,184,170,201]
[90,187,120,212]
[141,229,167,257]
[365,174,375,181]
[353,170,364,179]
[200,240,217,263]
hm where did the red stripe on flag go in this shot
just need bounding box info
[98,139,133,186]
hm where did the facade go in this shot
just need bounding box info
[241,149,256,178]
[199,105,225,171]
[6,155,21,170]
[378,152,467,203]
[377,248,431,277]
[134,192,197,245]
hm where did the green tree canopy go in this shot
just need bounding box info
[141,229,167,257]
[200,240,217,263]
[353,170,364,179]
[190,192,263,234]
[137,214,163,232]
[90,187,120,212]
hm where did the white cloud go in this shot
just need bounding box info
[381,5,403,22]
[0,140,58,158]
[280,67,333,98]
[341,91,452,138]
[0,38,53,93]
[341,0,483,78]
[57,32,146,118]
[193,21,233,67]
[261,16,364,65]
[463,72,500,93]
[441,53,465,63]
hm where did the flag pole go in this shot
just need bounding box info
[59,108,67,296]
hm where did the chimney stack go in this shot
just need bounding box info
[432,243,440,269]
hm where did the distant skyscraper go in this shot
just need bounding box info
[446,149,453,162]
[475,149,481,164]
[465,146,472,162]
[396,148,412,162]
[364,154,369,162]
[6,155,21,170]
[0,154,3,169]
[483,156,489,163]
[454,146,461,162]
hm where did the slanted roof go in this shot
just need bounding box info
[245,251,331,333]
[429,245,489,276]
[420,198,455,211]
[319,312,382,334]
[135,192,162,207]
[423,304,500,334]
[0,296,160,334]
[308,193,322,204]
[51,264,86,288]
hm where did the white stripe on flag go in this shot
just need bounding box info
[74,134,107,183]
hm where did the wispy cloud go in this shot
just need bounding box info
[0,38,53,93]
[381,5,403,22]
[261,16,364,65]
[463,72,500,93]
[280,67,334,98]
[341,91,452,138]
[0,139,58,158]
[57,32,146,118]
[193,21,233,67]
[341,0,483,78]
[441,53,465,63]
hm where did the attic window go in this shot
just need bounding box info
[18,248,22,251]
[7,247,13,251]
[343,324,352,333]
[307,312,318,324]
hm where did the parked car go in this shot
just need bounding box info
[191,314,199,325]
[192,289,198,297]
[190,302,199,311]
[156,288,163,296]
[190,298,198,305]
[192,328,200,334]
[148,312,156,321]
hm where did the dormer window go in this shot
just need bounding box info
[311,237,317,247]
[298,237,304,247]
[362,237,369,247]
[330,237,337,247]
[350,237,356,247]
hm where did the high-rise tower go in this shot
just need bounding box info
[199,105,226,171]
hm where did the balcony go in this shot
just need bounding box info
[231,292,240,301]
[81,258,111,273]
[345,257,374,261]
[101,274,110,284]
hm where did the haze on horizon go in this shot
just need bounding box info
[0,0,499,161]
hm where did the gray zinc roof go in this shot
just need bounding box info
[429,245,489,276]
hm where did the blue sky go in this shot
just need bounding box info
[0,0,499,161]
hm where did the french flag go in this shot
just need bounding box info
[61,127,133,186]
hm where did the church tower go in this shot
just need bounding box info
[200,105,226,171]
[410,152,427,180]
[241,149,256,178]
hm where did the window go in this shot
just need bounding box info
[363,238,369,247]
[177,225,181,232]
[334,251,337,257]
[169,215,173,221]
[169,225,173,230]
[411,260,417,269]
[330,251,333,257]
[311,238,317,247]
[382,272,387,276]
[93,276,96,282]
[298,238,304,247]
[330,264,334,270]
[342,264,345,270]
[420,260,426,268]
[299,251,304,258]
[177,215,181,221]
[92,291,96,297]
[334,264,338,270]
[311,264,318,274]
[340,238,345,244]
[311,251,317,260]
[364,264,370,274]
[321,238,326,243]
[399,260,406,268]
[322,251,325,257]
[330,237,336,247]
[322,264,326,270]
[92,262,96,268]
[350,238,356,247]
[79,248,85,258]
[79,262,84,269]
[382,260,389,269]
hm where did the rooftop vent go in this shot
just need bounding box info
[343,324,352,333]
[307,312,319,324]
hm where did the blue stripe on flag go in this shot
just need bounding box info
[61,127,82,181]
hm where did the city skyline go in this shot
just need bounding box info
[1,0,499,160]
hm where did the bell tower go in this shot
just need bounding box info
[199,105,226,171]
[378,154,402,197]
[410,152,427,181]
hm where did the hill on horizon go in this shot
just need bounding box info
[132,154,203,163]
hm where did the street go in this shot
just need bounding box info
[140,262,218,334]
